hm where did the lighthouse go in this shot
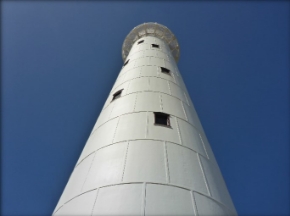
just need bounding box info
[53,22,237,216]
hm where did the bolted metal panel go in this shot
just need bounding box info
[166,143,209,195]
[54,22,237,216]
[134,56,150,68]
[114,112,147,142]
[93,101,114,129]
[118,67,141,86]
[145,184,195,216]
[200,156,237,213]
[128,50,144,60]
[149,77,171,94]
[177,118,208,157]
[123,140,167,183]
[82,142,128,191]
[111,73,126,92]
[54,190,98,216]
[161,93,187,120]
[92,184,143,216]
[110,93,136,119]
[199,133,218,163]
[183,102,205,133]
[194,192,234,216]
[126,77,150,94]
[169,81,187,102]
[141,66,158,78]
[77,117,119,164]
[54,153,95,213]
[134,92,161,112]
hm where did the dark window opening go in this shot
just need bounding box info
[151,44,159,48]
[123,59,129,66]
[154,112,170,127]
[112,89,123,101]
[161,67,170,74]
[138,40,144,44]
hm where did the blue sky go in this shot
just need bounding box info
[2,1,289,215]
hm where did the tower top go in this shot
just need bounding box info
[122,22,180,62]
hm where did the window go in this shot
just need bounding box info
[123,59,129,66]
[154,112,170,127]
[151,44,159,48]
[112,89,123,101]
[160,67,170,75]
[138,40,144,44]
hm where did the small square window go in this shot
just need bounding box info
[112,89,123,101]
[154,112,170,127]
[138,40,144,44]
[160,67,170,75]
[123,59,129,66]
[151,44,159,48]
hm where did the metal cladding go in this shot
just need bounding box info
[53,23,237,216]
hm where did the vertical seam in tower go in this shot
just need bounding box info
[157,66,160,77]
[190,190,199,216]
[184,92,190,106]
[119,73,125,86]
[163,142,170,184]
[175,117,182,145]
[121,141,130,182]
[167,81,172,95]
[126,80,132,95]
[139,65,142,78]
[111,78,119,92]
[181,101,188,122]
[90,188,99,216]
[142,182,147,216]
[145,112,149,138]
[171,70,177,84]
[108,99,116,119]
[159,93,163,111]
[173,66,177,76]
[148,56,151,67]
[148,77,150,88]
[112,117,121,143]
[180,143,189,187]
[199,134,209,159]
[133,58,137,69]
[133,93,138,112]
[81,152,96,193]
[197,153,211,196]
[121,67,128,82]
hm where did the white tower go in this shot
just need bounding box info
[53,23,237,216]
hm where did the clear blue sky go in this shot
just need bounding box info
[2,1,289,215]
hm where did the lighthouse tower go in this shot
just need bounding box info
[53,23,237,216]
